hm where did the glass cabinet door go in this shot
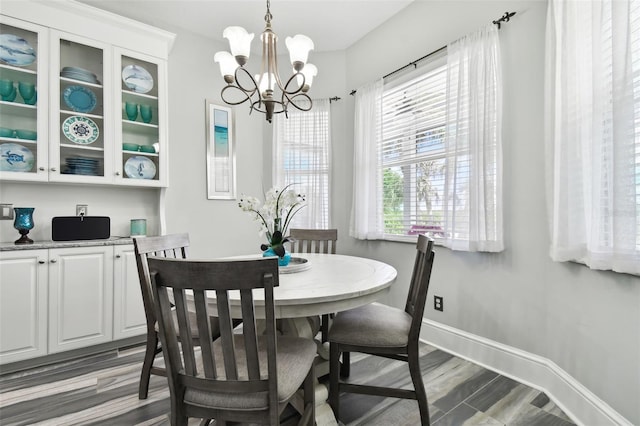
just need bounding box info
[49,30,112,184]
[114,48,167,187]
[0,17,48,182]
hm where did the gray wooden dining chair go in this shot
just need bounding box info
[133,233,225,400]
[289,228,338,344]
[148,256,316,425]
[328,234,435,425]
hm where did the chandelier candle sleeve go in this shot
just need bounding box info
[214,0,317,123]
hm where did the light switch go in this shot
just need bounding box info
[0,204,14,220]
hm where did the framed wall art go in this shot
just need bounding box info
[206,101,236,199]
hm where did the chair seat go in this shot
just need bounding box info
[329,302,411,348]
[185,335,317,411]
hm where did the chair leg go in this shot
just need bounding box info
[329,343,341,421]
[139,331,159,399]
[408,348,430,426]
[340,351,350,377]
[321,314,329,343]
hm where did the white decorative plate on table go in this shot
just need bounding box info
[0,34,36,66]
[62,116,99,145]
[124,155,156,179]
[279,257,311,274]
[122,65,153,94]
[0,143,34,172]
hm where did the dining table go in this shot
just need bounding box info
[201,252,398,425]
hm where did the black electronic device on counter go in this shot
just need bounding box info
[51,216,110,241]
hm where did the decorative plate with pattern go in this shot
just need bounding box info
[62,116,99,145]
[0,143,34,172]
[63,85,97,113]
[0,34,36,66]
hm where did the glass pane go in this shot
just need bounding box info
[0,23,38,176]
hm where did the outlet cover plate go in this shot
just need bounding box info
[0,204,13,220]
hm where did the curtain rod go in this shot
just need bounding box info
[349,11,516,96]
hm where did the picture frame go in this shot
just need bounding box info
[206,101,236,200]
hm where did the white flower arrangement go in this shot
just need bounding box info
[238,184,306,256]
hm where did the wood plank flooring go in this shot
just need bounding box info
[0,343,576,425]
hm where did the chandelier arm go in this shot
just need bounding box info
[220,85,254,106]
[233,67,260,96]
[281,72,306,95]
[285,92,313,112]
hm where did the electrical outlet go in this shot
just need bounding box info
[434,295,444,312]
[0,204,13,220]
[76,204,88,216]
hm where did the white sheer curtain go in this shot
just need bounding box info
[545,0,640,275]
[273,99,331,229]
[349,79,384,240]
[442,24,503,252]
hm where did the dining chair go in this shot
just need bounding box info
[133,233,225,400]
[289,228,338,344]
[148,256,316,425]
[328,234,435,425]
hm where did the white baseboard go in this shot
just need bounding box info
[420,319,632,426]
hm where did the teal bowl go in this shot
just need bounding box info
[0,127,14,138]
[122,142,139,151]
[15,129,37,140]
[139,145,155,153]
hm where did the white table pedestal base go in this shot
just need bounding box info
[282,317,337,426]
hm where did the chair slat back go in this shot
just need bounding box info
[405,235,435,342]
[149,257,280,401]
[134,234,190,329]
[289,228,338,254]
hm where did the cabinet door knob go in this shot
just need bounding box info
[50,259,57,263]
[115,254,121,258]
[115,171,121,176]
[51,167,57,172]
[38,260,45,264]
[39,167,45,171]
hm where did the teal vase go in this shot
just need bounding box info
[262,247,291,266]
[13,207,34,244]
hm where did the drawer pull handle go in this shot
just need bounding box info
[50,259,57,263]
[38,260,45,264]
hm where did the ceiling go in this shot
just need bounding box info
[77,0,413,52]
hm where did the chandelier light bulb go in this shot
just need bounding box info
[214,51,238,82]
[285,34,314,70]
[223,26,254,64]
[255,72,277,94]
[296,63,317,91]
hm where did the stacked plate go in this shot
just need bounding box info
[60,66,101,84]
[63,156,100,176]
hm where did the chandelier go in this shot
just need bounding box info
[214,0,317,123]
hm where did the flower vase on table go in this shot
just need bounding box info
[239,185,306,267]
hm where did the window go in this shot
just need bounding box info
[351,24,503,252]
[273,99,331,229]
[380,62,447,238]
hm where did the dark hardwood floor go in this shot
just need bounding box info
[0,342,575,425]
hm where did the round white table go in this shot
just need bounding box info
[205,253,397,425]
[207,253,397,319]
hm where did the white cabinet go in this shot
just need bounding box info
[0,250,48,364]
[48,246,113,353]
[0,243,145,364]
[112,244,146,339]
[0,1,174,187]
